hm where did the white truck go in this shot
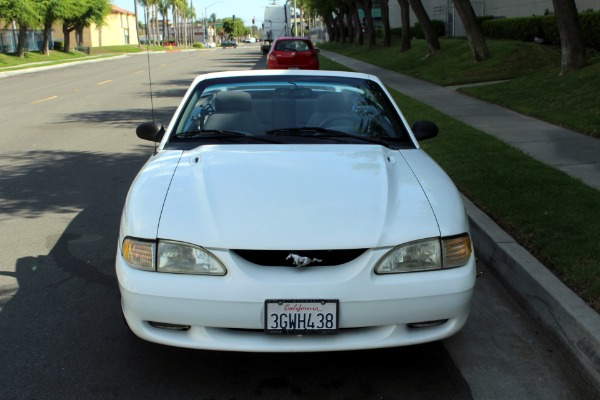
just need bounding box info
[261,4,291,55]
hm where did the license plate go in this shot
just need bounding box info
[265,299,339,334]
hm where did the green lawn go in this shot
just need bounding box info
[319,47,600,312]
[319,39,600,138]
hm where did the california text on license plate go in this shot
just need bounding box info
[265,299,339,334]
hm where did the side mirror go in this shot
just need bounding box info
[411,121,438,141]
[136,122,165,142]
[315,48,320,53]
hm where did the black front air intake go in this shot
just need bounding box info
[232,249,368,267]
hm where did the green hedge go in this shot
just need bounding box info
[412,19,446,39]
[482,11,600,50]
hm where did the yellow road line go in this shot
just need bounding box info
[97,80,112,85]
[31,96,58,105]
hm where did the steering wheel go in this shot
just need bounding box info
[318,114,363,129]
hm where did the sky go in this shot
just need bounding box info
[112,0,275,27]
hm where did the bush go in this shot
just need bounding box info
[482,11,600,50]
[483,16,544,42]
[580,11,600,51]
[412,19,445,39]
[390,27,403,37]
[53,41,63,51]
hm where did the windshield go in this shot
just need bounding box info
[167,75,415,149]
[274,39,313,51]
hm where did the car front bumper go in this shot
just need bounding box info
[117,247,476,352]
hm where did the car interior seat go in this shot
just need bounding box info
[306,92,357,127]
[204,91,264,135]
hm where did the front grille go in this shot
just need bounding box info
[232,249,367,267]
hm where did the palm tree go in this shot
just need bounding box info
[138,0,150,42]
[134,0,141,46]
[171,0,183,45]
[150,0,160,44]
[158,0,170,43]
[209,12,217,43]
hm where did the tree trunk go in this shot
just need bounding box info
[145,7,150,41]
[76,25,84,47]
[17,25,27,58]
[42,21,53,55]
[337,11,346,44]
[379,0,391,47]
[324,14,335,43]
[453,0,489,61]
[398,0,411,51]
[551,0,587,75]
[154,6,160,44]
[349,2,362,45]
[62,23,72,52]
[358,0,376,48]
[408,0,440,56]
[345,5,355,45]
[134,0,141,46]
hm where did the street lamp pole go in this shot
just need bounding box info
[204,1,225,44]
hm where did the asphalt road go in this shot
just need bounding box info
[0,44,595,400]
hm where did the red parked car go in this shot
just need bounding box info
[266,37,320,70]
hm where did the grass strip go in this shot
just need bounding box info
[319,39,599,138]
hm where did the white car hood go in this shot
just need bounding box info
[156,144,441,249]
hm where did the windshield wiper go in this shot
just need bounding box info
[266,127,341,136]
[174,130,278,144]
[175,129,248,138]
[267,127,391,146]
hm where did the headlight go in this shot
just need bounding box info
[157,240,226,275]
[122,238,227,275]
[122,238,155,271]
[375,234,471,274]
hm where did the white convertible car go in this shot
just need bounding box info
[117,69,476,352]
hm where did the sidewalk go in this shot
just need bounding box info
[320,50,600,392]
[321,50,600,190]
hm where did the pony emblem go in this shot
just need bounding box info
[286,253,322,268]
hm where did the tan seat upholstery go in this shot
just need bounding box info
[204,91,264,135]
[306,92,357,127]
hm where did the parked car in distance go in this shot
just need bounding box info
[221,40,237,48]
[119,69,476,353]
[243,37,257,43]
[267,37,319,70]
[204,42,217,48]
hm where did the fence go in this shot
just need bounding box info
[0,29,53,54]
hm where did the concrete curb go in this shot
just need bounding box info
[464,196,600,391]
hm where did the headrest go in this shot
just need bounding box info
[214,91,252,112]
[315,92,355,113]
